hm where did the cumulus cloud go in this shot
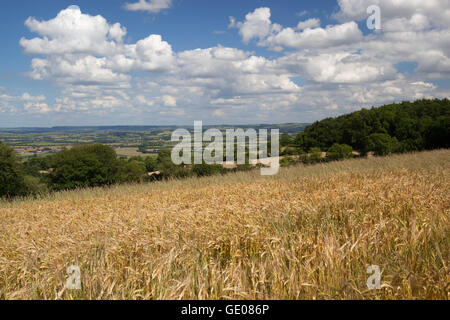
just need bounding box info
[20,5,125,56]
[20,5,174,85]
[0,90,50,115]
[296,18,321,30]
[261,21,362,50]
[230,7,362,50]
[162,94,177,107]
[24,102,51,114]
[176,46,300,97]
[334,0,450,28]
[229,8,277,44]
[12,3,450,122]
[124,0,172,13]
[296,52,395,83]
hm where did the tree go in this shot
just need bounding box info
[193,162,226,177]
[366,133,399,156]
[144,156,158,172]
[424,116,450,149]
[0,142,28,198]
[293,99,450,154]
[118,160,147,183]
[23,155,51,177]
[48,144,120,190]
[155,148,192,179]
[280,133,294,147]
[327,143,353,161]
[308,147,323,163]
[294,132,306,152]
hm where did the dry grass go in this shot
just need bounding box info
[0,150,449,300]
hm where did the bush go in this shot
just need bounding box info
[327,143,353,161]
[281,146,298,156]
[298,148,323,165]
[48,144,121,191]
[23,156,51,177]
[308,147,323,163]
[0,142,29,198]
[118,160,147,183]
[280,133,294,147]
[23,175,48,196]
[154,149,192,179]
[193,162,226,177]
[280,156,297,167]
[366,133,399,156]
[144,156,158,172]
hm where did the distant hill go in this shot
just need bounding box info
[0,123,310,135]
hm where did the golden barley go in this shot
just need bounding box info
[0,150,448,300]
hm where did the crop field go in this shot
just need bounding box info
[0,123,308,159]
[0,150,448,300]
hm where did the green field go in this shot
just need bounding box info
[0,124,309,159]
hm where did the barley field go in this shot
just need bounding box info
[0,150,448,300]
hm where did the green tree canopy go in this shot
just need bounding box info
[327,143,353,161]
[0,142,28,198]
[280,133,294,147]
[295,99,449,154]
[193,162,226,177]
[48,144,120,191]
[366,133,399,156]
[117,159,147,183]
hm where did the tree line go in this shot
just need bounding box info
[0,143,257,198]
[0,98,448,198]
[293,98,449,155]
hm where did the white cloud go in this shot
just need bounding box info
[231,7,362,50]
[20,5,125,56]
[29,55,131,85]
[262,21,362,50]
[162,94,177,107]
[299,52,395,83]
[239,7,276,43]
[20,6,174,85]
[21,92,46,102]
[12,4,450,123]
[24,102,50,114]
[176,46,300,97]
[0,90,50,114]
[133,35,176,72]
[296,18,321,30]
[334,0,450,29]
[124,0,172,13]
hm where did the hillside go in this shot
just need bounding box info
[296,99,450,153]
[0,150,448,300]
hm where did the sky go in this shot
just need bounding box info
[0,0,449,127]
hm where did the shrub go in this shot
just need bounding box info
[327,143,353,161]
[280,156,297,167]
[308,147,323,163]
[118,160,147,183]
[366,133,399,156]
[193,163,226,177]
[48,144,121,191]
[23,175,48,196]
[280,133,294,147]
[144,156,158,172]
[0,142,28,198]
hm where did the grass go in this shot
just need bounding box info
[0,150,448,300]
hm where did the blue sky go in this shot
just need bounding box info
[0,0,449,127]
